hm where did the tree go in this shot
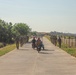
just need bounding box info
[7,22,13,43]
[0,19,14,43]
[0,19,8,43]
[12,23,31,38]
[31,31,37,36]
[0,19,31,44]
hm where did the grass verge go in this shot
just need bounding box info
[0,44,16,56]
[61,43,76,57]
[44,35,50,41]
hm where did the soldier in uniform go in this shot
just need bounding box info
[58,37,62,48]
[15,36,19,49]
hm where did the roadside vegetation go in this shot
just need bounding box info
[0,44,16,56]
[45,35,76,57]
[0,19,31,56]
[61,43,76,57]
[45,35,50,41]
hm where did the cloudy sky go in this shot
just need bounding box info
[0,0,76,33]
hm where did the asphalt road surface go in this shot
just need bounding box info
[0,37,76,75]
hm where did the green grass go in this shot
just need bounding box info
[45,35,50,41]
[0,44,16,56]
[62,48,76,57]
[61,43,76,57]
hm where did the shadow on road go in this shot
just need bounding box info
[19,48,29,51]
[39,51,53,54]
[43,49,55,51]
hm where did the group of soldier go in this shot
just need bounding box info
[15,35,62,50]
[15,36,29,49]
[50,35,61,48]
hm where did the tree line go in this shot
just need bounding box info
[0,19,31,45]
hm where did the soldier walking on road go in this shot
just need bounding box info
[26,35,29,43]
[58,37,62,48]
[54,36,57,46]
[15,36,19,49]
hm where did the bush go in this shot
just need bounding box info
[0,43,4,48]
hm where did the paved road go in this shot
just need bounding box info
[0,37,76,75]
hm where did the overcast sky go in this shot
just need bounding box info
[0,0,76,33]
